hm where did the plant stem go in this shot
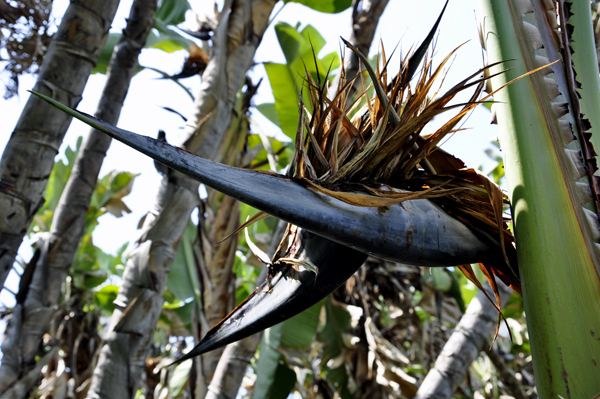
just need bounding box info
[478,0,600,396]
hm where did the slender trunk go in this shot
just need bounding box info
[197,196,241,393]
[0,0,120,291]
[331,0,389,99]
[0,0,157,395]
[414,282,512,399]
[193,85,255,398]
[204,2,389,396]
[86,2,277,398]
[204,334,262,399]
[204,223,284,399]
[484,346,528,399]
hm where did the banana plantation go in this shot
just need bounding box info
[1,0,599,398]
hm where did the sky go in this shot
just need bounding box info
[0,0,501,307]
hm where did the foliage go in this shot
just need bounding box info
[30,138,135,291]
[284,0,352,14]
[258,22,340,140]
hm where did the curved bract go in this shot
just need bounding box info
[174,229,368,363]
[29,94,508,268]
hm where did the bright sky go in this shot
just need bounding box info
[0,0,499,307]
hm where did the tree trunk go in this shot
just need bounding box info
[484,345,528,399]
[0,0,157,395]
[192,84,255,398]
[414,282,512,399]
[204,334,262,399]
[0,0,120,292]
[203,222,284,399]
[331,0,389,99]
[86,1,277,398]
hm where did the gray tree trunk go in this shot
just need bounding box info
[346,0,389,98]
[0,0,157,395]
[203,221,284,399]
[414,282,513,399]
[204,334,262,399]
[86,1,277,398]
[484,345,528,399]
[204,2,390,397]
[192,99,252,398]
[0,0,121,291]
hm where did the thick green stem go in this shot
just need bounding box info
[478,0,600,397]
[567,0,600,152]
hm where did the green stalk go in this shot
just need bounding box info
[478,1,600,397]
[567,0,600,152]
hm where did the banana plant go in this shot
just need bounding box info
[478,0,600,397]
[29,0,522,367]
